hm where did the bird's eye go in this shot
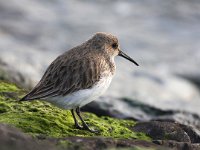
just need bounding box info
[112,43,118,49]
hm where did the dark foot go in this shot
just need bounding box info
[75,107,99,133]
[71,109,83,129]
[82,125,99,133]
[75,123,98,133]
[75,124,83,130]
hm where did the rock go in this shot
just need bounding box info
[56,137,165,150]
[153,140,200,150]
[83,96,200,131]
[133,121,191,142]
[108,70,200,115]
[82,96,140,120]
[83,96,176,121]
[132,121,200,143]
[0,123,56,150]
[132,121,200,149]
[0,123,166,150]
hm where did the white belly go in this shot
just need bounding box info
[46,75,113,109]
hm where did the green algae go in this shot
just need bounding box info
[0,81,19,92]
[0,81,150,140]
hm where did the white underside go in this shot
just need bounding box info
[46,75,113,109]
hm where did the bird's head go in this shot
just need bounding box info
[90,32,139,66]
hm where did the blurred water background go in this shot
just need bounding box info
[0,0,200,121]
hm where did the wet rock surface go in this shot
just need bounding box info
[83,96,178,121]
[0,124,56,150]
[153,140,200,150]
[83,97,200,149]
[1,121,200,150]
[0,123,164,150]
[109,70,200,115]
[83,96,200,130]
[55,137,162,150]
[132,121,200,143]
[132,121,200,150]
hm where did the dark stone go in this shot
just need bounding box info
[132,121,200,149]
[0,123,167,150]
[153,140,200,150]
[1,117,200,150]
[83,97,200,132]
[82,96,176,121]
[178,124,200,143]
[57,137,164,150]
[132,121,200,144]
[0,124,56,150]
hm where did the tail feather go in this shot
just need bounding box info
[19,96,27,101]
[19,95,30,101]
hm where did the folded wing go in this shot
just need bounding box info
[20,54,101,101]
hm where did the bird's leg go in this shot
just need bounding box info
[70,109,82,129]
[75,107,98,133]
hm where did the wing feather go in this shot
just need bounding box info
[20,52,102,101]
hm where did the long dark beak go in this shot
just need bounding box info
[118,50,139,66]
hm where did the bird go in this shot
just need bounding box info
[20,32,139,132]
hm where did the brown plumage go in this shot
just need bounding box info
[20,32,139,132]
[21,33,116,101]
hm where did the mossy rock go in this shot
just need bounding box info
[0,81,150,140]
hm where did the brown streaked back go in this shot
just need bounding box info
[20,43,115,101]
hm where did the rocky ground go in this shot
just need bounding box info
[0,123,159,150]
[0,79,200,150]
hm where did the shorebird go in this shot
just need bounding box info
[20,32,139,132]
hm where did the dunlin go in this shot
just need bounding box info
[20,32,139,132]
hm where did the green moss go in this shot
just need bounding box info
[0,81,150,140]
[0,81,19,92]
